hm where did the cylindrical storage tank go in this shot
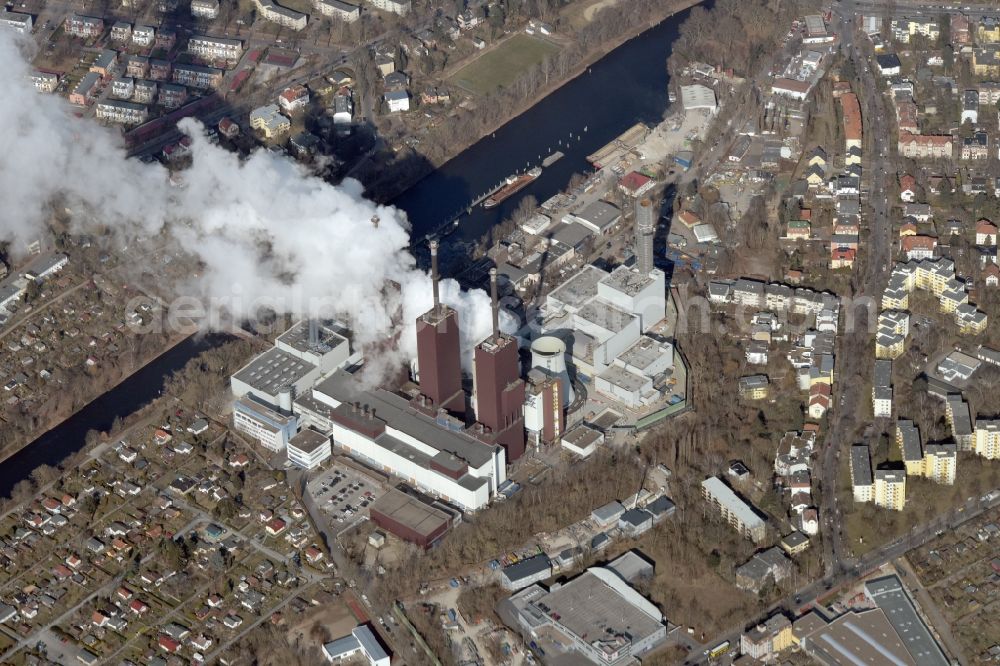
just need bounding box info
[278,386,293,414]
[530,336,575,406]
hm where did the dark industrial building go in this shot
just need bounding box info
[472,269,526,460]
[368,488,453,549]
[415,241,465,414]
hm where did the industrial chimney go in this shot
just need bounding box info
[635,197,655,276]
[308,319,319,349]
[489,267,500,344]
[430,239,441,313]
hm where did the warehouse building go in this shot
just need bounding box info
[501,554,552,591]
[864,575,949,666]
[368,488,452,549]
[506,566,667,664]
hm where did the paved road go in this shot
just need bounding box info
[817,0,895,582]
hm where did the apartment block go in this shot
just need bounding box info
[921,443,957,485]
[896,420,923,476]
[974,419,1000,460]
[701,476,766,542]
[874,470,906,511]
[851,445,874,503]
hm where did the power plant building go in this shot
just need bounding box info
[232,395,298,452]
[286,428,331,470]
[299,369,506,511]
[523,368,564,448]
[472,269,526,460]
[542,263,667,383]
[415,241,465,414]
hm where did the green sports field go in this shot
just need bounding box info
[450,34,561,95]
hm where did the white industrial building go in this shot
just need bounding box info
[230,320,353,410]
[322,625,390,666]
[298,370,506,511]
[540,264,668,388]
[286,428,331,469]
[232,395,298,452]
[0,10,33,33]
[507,566,667,664]
[230,320,509,511]
[679,83,718,113]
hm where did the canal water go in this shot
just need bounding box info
[0,6,698,496]
[393,5,695,242]
[0,334,228,498]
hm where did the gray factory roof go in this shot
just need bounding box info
[601,265,655,297]
[276,320,348,355]
[851,445,873,486]
[232,348,316,396]
[617,337,670,373]
[801,608,916,666]
[606,550,654,583]
[526,567,663,643]
[548,264,608,309]
[576,300,636,334]
[369,488,450,537]
[563,424,603,451]
[591,500,625,524]
[574,200,621,232]
[597,365,647,392]
[701,477,765,529]
[864,575,949,666]
[288,428,329,454]
[874,359,892,388]
[547,221,593,249]
[314,370,499,469]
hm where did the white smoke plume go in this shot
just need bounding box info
[0,30,505,378]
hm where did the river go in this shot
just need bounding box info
[393,5,693,243]
[0,334,228,498]
[0,7,695,496]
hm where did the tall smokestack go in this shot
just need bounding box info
[308,319,319,348]
[489,268,500,343]
[430,240,440,312]
[635,197,655,276]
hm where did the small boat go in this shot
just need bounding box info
[483,167,542,209]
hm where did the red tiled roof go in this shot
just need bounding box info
[901,235,937,251]
[840,93,862,141]
[619,171,652,193]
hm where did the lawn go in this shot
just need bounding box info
[449,34,561,96]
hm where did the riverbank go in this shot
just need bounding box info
[372,0,703,203]
[0,328,196,466]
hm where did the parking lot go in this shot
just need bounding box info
[307,464,384,535]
